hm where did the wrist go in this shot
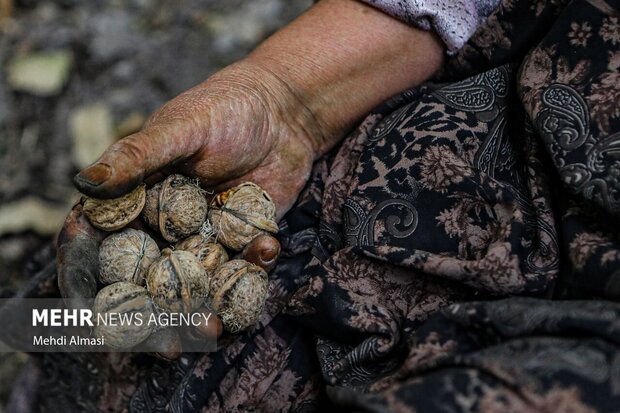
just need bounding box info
[238,56,332,159]
[246,0,445,157]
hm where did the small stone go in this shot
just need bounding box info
[0,79,12,125]
[88,10,136,61]
[7,50,72,96]
[0,197,70,236]
[204,0,284,53]
[69,104,115,169]
[0,0,13,22]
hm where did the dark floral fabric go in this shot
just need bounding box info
[9,0,620,412]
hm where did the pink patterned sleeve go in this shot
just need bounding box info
[360,0,501,52]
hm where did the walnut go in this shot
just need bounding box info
[209,182,278,250]
[98,228,160,285]
[143,174,208,242]
[175,234,228,275]
[83,184,146,231]
[93,282,155,349]
[146,248,209,313]
[209,259,268,333]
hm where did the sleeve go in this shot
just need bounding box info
[359,0,501,53]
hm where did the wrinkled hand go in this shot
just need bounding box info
[55,0,446,357]
[55,61,319,357]
[74,62,322,218]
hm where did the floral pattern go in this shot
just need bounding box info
[600,16,620,45]
[568,22,592,47]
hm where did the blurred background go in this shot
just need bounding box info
[0,0,311,409]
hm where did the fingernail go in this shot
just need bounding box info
[259,240,280,263]
[75,164,111,187]
[195,312,223,338]
[262,246,280,262]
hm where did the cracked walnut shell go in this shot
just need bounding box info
[83,184,146,231]
[93,282,155,349]
[175,234,228,275]
[146,248,209,313]
[98,228,160,285]
[209,259,268,333]
[143,175,208,242]
[209,182,278,251]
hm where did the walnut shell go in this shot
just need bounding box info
[93,282,155,349]
[209,259,268,333]
[83,184,146,231]
[175,234,228,275]
[209,182,278,251]
[99,228,160,285]
[146,248,209,313]
[143,175,208,242]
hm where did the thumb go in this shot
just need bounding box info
[74,121,204,198]
[241,235,281,272]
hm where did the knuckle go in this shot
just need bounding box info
[112,136,146,163]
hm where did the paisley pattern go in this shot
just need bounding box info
[343,198,419,247]
[9,0,620,412]
[537,84,590,151]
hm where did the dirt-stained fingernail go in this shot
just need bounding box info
[261,244,279,262]
[75,163,112,188]
[242,235,281,271]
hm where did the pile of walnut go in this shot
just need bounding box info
[82,174,278,349]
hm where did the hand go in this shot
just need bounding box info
[57,54,320,358]
[56,0,445,357]
[74,61,323,219]
[71,0,445,214]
